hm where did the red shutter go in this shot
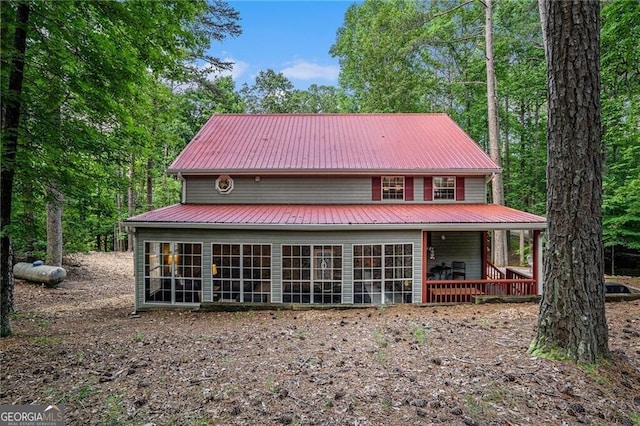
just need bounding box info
[456,177,465,201]
[372,177,381,201]
[405,177,414,201]
[423,177,433,201]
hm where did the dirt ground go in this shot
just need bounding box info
[1,252,639,426]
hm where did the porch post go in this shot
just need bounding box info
[422,231,428,303]
[533,230,543,295]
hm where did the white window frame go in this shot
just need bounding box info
[352,243,413,304]
[433,176,455,201]
[281,244,343,304]
[211,243,272,303]
[143,241,203,305]
[382,176,405,200]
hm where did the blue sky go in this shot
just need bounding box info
[211,1,357,89]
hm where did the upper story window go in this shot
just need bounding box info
[433,177,455,200]
[382,176,404,200]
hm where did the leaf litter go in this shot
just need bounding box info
[1,252,639,425]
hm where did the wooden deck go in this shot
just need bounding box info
[424,266,537,303]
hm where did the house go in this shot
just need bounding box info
[125,114,546,310]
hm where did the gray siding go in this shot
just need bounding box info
[463,177,487,203]
[133,228,422,309]
[184,175,488,204]
[427,231,482,279]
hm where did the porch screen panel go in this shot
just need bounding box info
[212,243,241,301]
[242,244,272,302]
[313,245,343,303]
[353,243,413,304]
[353,244,383,303]
[144,242,172,303]
[282,244,343,303]
[384,243,413,303]
[282,245,312,303]
[174,243,202,303]
[144,242,202,304]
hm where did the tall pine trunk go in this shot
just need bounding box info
[530,0,609,363]
[128,157,135,252]
[146,158,153,211]
[46,183,64,266]
[485,0,508,266]
[1,2,29,337]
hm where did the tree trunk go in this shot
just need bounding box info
[128,159,135,252]
[485,0,508,266]
[115,168,123,252]
[22,183,36,261]
[46,183,64,267]
[146,158,153,211]
[610,245,615,276]
[530,0,609,363]
[1,1,29,337]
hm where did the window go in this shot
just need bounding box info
[433,177,455,200]
[144,242,202,304]
[282,245,342,303]
[215,175,234,194]
[382,176,404,200]
[353,243,413,304]
[212,243,271,302]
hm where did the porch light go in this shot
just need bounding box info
[441,234,446,241]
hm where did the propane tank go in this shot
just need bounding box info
[13,261,67,288]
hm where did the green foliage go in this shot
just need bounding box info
[406,321,429,346]
[330,0,435,112]
[601,0,640,251]
[373,328,388,348]
[240,69,299,113]
[2,0,241,260]
[331,0,548,215]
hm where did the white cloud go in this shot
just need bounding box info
[280,60,339,82]
[212,58,250,82]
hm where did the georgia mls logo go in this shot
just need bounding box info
[0,404,65,426]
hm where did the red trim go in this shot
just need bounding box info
[405,177,414,201]
[372,177,381,201]
[424,177,433,201]
[456,177,465,201]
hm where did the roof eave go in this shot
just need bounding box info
[167,168,502,176]
[124,221,546,231]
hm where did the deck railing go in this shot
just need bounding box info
[425,270,536,303]
[486,261,505,280]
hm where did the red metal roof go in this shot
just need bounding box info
[126,204,546,230]
[168,114,500,175]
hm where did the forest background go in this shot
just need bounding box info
[2,0,638,274]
